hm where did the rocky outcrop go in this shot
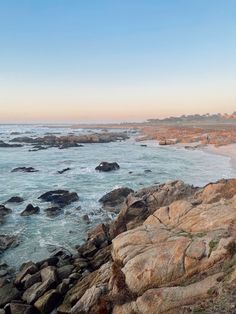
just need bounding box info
[99,187,134,213]
[10,132,129,149]
[95,162,120,172]
[1,179,236,313]
[38,190,79,208]
[57,168,71,174]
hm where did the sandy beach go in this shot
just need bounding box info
[203,144,236,174]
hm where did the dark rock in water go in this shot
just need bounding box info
[99,187,134,212]
[10,132,21,135]
[20,204,40,216]
[0,140,22,148]
[57,167,71,174]
[11,167,39,173]
[0,205,12,216]
[59,143,83,149]
[0,234,19,252]
[144,169,152,173]
[140,144,147,147]
[6,196,24,203]
[29,145,48,152]
[38,190,79,208]
[81,214,90,224]
[0,283,21,307]
[44,206,61,217]
[95,162,120,172]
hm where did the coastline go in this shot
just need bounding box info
[202,143,236,174]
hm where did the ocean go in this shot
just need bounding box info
[0,125,235,268]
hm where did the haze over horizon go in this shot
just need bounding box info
[0,0,236,123]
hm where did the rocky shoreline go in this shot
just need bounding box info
[1,178,236,313]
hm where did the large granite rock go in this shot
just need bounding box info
[95,162,120,172]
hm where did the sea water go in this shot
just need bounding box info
[0,125,235,268]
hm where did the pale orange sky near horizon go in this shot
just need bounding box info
[0,80,235,123]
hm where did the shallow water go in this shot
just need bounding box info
[0,125,235,268]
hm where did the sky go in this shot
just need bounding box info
[0,0,236,123]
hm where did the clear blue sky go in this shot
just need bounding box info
[0,0,236,122]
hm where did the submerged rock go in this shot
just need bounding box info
[38,190,79,208]
[11,167,39,173]
[0,234,19,252]
[57,168,71,174]
[0,140,22,148]
[95,162,120,172]
[20,204,40,216]
[6,196,24,203]
[44,206,62,217]
[0,205,12,216]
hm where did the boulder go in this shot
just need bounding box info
[0,205,12,216]
[20,204,40,216]
[6,196,24,203]
[38,190,79,208]
[8,303,35,314]
[15,262,38,286]
[99,187,134,212]
[0,140,22,148]
[0,283,21,307]
[95,162,120,172]
[44,206,61,217]
[0,234,19,252]
[34,289,61,313]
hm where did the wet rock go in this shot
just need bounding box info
[0,283,21,307]
[77,242,98,258]
[99,187,133,212]
[95,162,120,172]
[11,167,39,173]
[0,205,12,216]
[0,140,22,148]
[38,190,79,208]
[0,234,19,252]
[6,196,24,203]
[57,168,71,174]
[20,204,40,216]
[37,257,59,269]
[23,272,41,289]
[44,206,61,217]
[81,214,90,224]
[34,289,61,314]
[144,169,152,173]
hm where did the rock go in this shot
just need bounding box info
[38,190,79,208]
[81,214,90,224]
[0,205,12,216]
[99,187,134,213]
[15,262,38,286]
[71,284,107,314]
[11,167,39,173]
[57,168,71,174]
[0,234,19,252]
[77,242,98,258]
[144,169,152,173]
[9,303,35,314]
[34,289,61,314]
[95,162,120,172]
[57,265,74,281]
[22,279,55,304]
[23,272,41,289]
[0,283,21,307]
[20,204,40,216]
[40,266,57,282]
[0,140,22,148]
[6,196,24,203]
[44,206,61,217]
